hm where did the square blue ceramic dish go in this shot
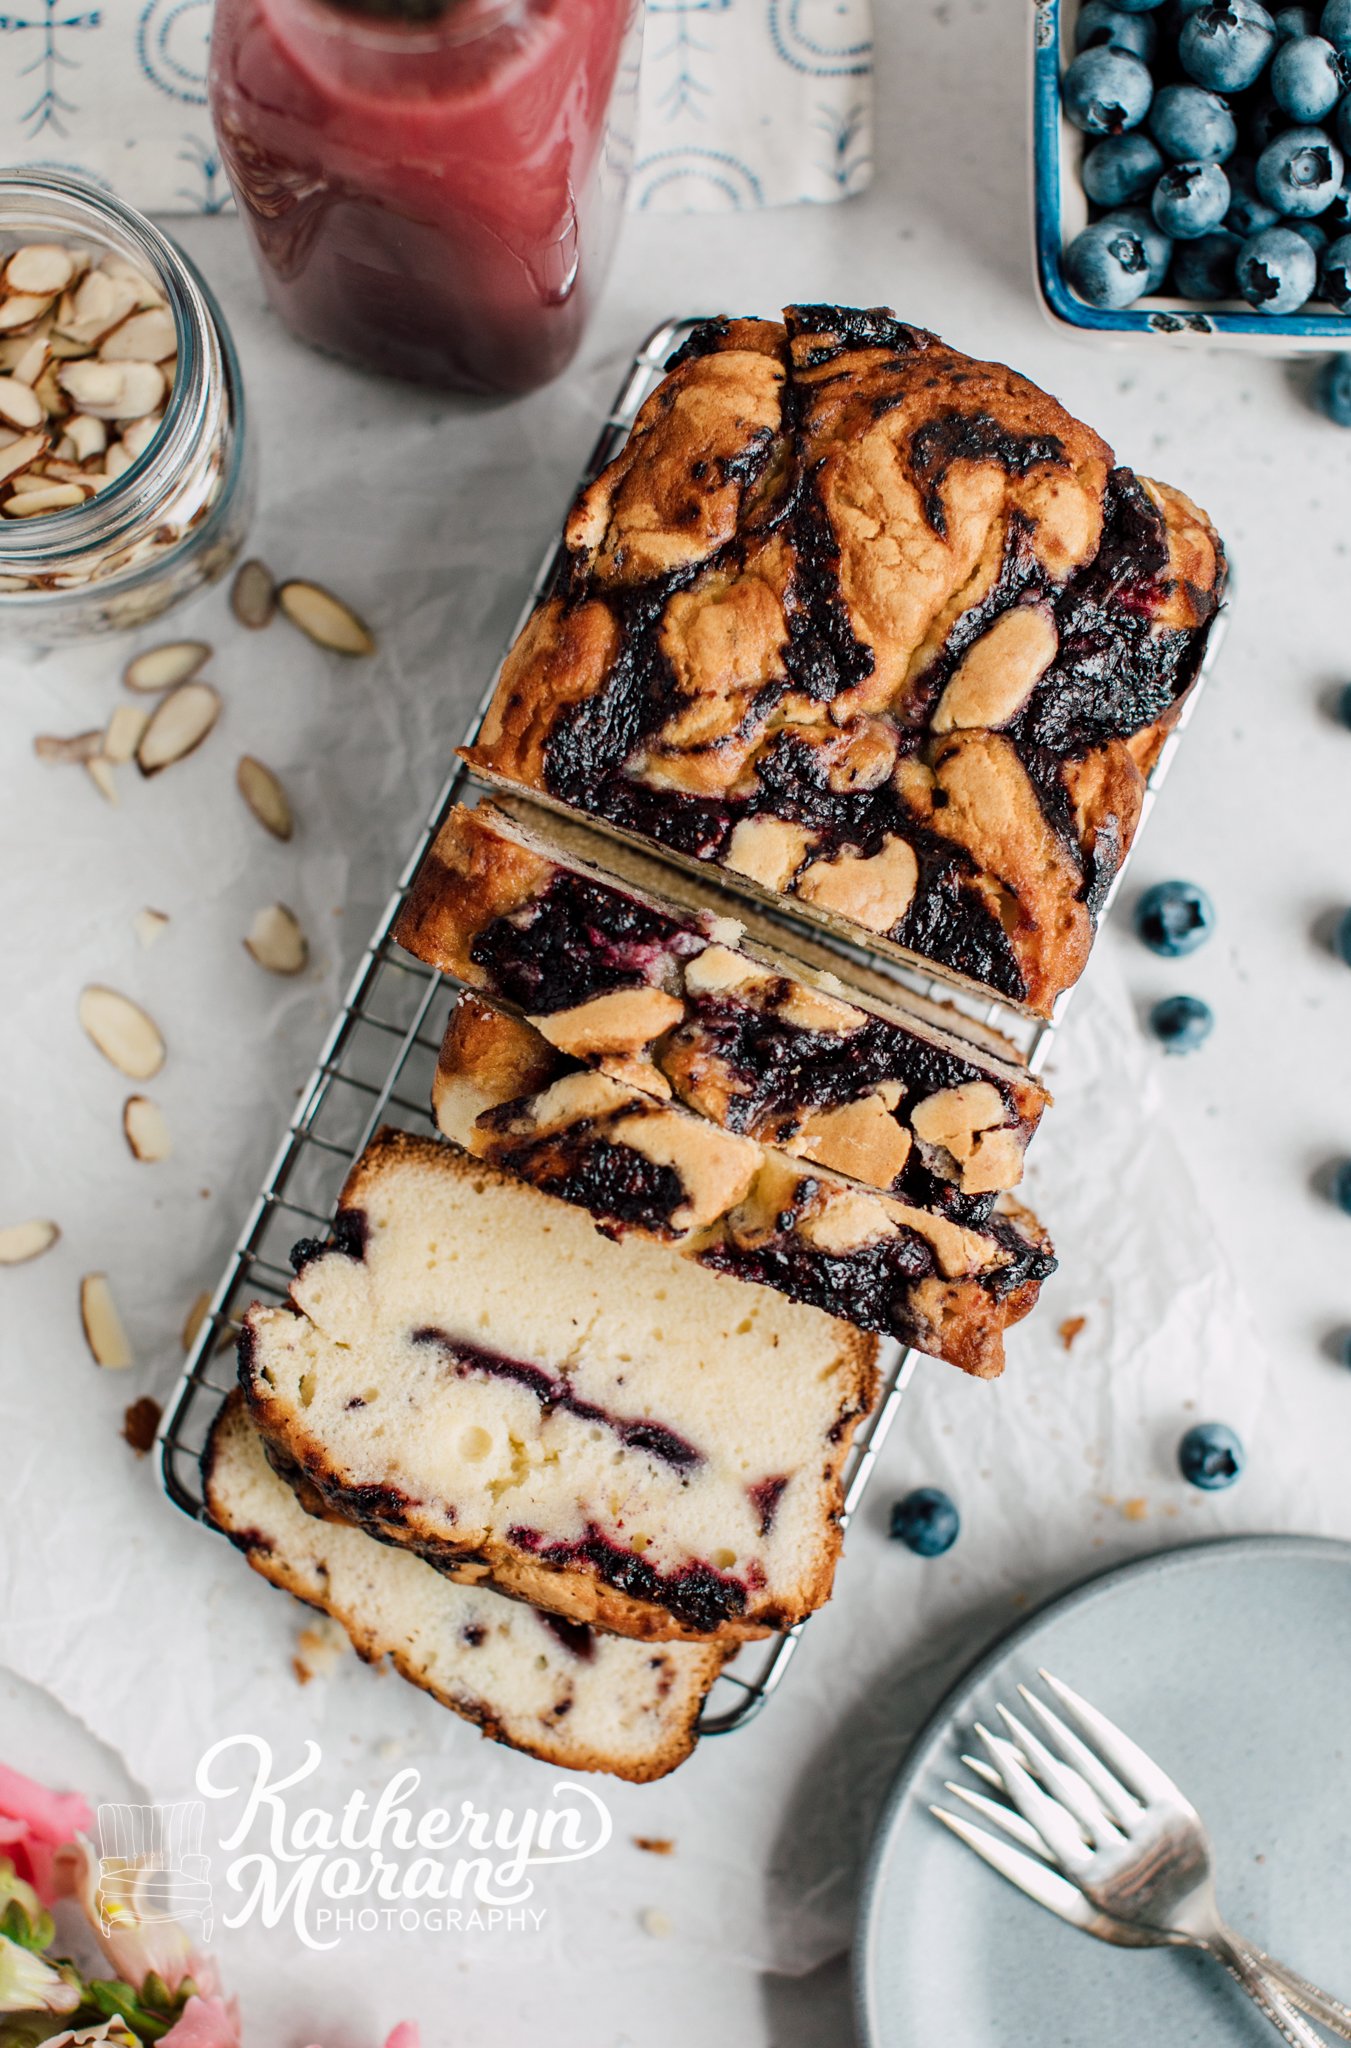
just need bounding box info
[1032,0,1351,348]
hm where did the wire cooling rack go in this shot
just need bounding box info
[158,316,1227,1739]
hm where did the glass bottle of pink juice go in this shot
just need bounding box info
[209,0,639,396]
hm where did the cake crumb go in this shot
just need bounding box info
[1059,1315,1087,1352]
[293,1616,348,1685]
[640,1908,673,1938]
[633,1836,675,1856]
[121,1396,161,1456]
[1122,1497,1149,1522]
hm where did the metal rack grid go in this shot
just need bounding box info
[157,316,1226,1740]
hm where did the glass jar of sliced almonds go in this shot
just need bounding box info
[0,171,251,644]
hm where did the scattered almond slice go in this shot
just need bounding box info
[0,431,47,485]
[230,557,276,630]
[9,334,49,387]
[133,907,169,948]
[6,244,76,297]
[85,757,118,805]
[244,903,308,975]
[0,1218,60,1265]
[80,1272,132,1368]
[123,640,211,693]
[0,376,44,430]
[123,1093,171,1162]
[236,755,294,840]
[65,413,106,462]
[182,1288,211,1352]
[136,679,220,773]
[78,985,165,1079]
[99,306,176,364]
[277,579,375,656]
[0,293,56,334]
[102,702,149,766]
[34,729,103,763]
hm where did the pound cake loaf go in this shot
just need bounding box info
[238,1128,878,1642]
[463,305,1226,1019]
[204,1394,726,1781]
[433,993,1053,1377]
[396,801,1049,1211]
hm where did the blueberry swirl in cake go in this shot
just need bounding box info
[464,305,1226,1018]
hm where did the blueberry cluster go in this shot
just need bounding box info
[1062,0,1351,317]
[1135,879,1217,1050]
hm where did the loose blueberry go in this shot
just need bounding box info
[1257,124,1346,209]
[1065,210,1169,303]
[1324,229,1351,298]
[1336,904,1351,963]
[1178,1421,1245,1488]
[1336,1327,1351,1369]
[1180,1,1278,91]
[1333,1158,1351,1210]
[1173,224,1243,290]
[1077,0,1161,55]
[1323,0,1351,48]
[889,1487,960,1557]
[1290,218,1331,260]
[1136,878,1217,954]
[1225,154,1283,231]
[1153,158,1233,230]
[1271,31,1348,114]
[1084,131,1168,202]
[1150,82,1240,157]
[1275,3,1316,34]
[1338,679,1351,723]
[1237,222,1320,305]
[1315,348,1351,417]
[1150,994,1215,1051]
[1063,45,1156,132]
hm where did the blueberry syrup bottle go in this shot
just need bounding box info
[209,0,639,396]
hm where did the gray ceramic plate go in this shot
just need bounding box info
[855,1536,1351,2047]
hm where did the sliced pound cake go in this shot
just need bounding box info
[432,993,1053,1378]
[204,1394,726,1781]
[395,801,1049,1209]
[238,1129,878,1643]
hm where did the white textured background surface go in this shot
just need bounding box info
[4,3,1351,2043]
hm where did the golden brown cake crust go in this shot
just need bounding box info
[464,305,1226,1018]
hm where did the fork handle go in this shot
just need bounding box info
[1212,1933,1331,2048]
[1233,1937,1351,2043]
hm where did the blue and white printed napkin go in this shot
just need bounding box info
[0,0,873,213]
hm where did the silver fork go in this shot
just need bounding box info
[929,1669,1351,2045]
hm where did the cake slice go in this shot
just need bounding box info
[396,801,1049,1210]
[204,1394,726,1781]
[462,304,1226,1019]
[432,993,1053,1378]
[238,1129,878,1643]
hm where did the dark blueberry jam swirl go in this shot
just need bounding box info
[469,870,696,1014]
[289,1206,369,1276]
[409,1325,702,1473]
[538,1612,596,1661]
[508,1521,748,1633]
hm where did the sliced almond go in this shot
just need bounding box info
[80,1272,132,1369]
[85,757,118,805]
[9,335,50,388]
[102,701,148,765]
[2,482,89,517]
[6,244,76,296]
[34,729,103,763]
[0,431,46,486]
[182,1288,211,1352]
[0,293,56,334]
[244,903,308,975]
[136,679,220,774]
[103,443,132,482]
[277,579,375,656]
[57,269,138,347]
[231,557,276,630]
[56,357,162,421]
[120,413,161,463]
[78,985,165,1079]
[0,376,43,430]
[64,413,107,462]
[123,1093,172,1162]
[99,307,176,364]
[236,755,294,840]
[0,1218,60,1265]
[123,640,211,693]
[133,907,169,948]
[33,365,69,417]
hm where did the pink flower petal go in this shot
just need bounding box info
[158,1994,243,2048]
[383,2027,421,2048]
[0,1764,93,1844]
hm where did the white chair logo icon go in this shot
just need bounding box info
[95,1802,214,1943]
